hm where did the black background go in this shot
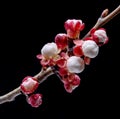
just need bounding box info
[0,0,119,118]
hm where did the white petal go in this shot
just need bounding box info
[94,30,107,43]
[23,78,37,90]
[82,40,99,58]
[41,42,58,58]
[67,56,85,73]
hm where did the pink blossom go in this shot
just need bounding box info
[21,76,39,94]
[63,74,81,93]
[91,28,109,45]
[27,94,42,108]
[37,42,60,67]
[64,19,84,39]
[55,33,68,50]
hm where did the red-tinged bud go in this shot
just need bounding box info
[64,19,84,39]
[63,74,81,93]
[55,33,68,50]
[27,93,42,108]
[21,76,39,94]
[92,28,109,45]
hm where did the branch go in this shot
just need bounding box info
[0,5,120,105]
[0,67,53,104]
[82,5,120,40]
[0,87,21,104]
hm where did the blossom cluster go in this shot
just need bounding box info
[20,19,108,107]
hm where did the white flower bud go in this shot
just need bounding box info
[67,56,85,73]
[94,29,108,43]
[82,40,99,58]
[41,42,58,58]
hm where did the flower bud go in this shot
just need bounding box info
[41,42,58,59]
[82,40,99,58]
[27,94,42,108]
[55,33,68,50]
[93,29,109,45]
[64,19,84,39]
[64,74,81,93]
[67,56,85,73]
[21,76,39,94]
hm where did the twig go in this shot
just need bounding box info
[82,5,120,40]
[0,87,21,104]
[0,67,53,104]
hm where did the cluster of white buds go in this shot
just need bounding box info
[0,5,119,109]
[20,19,108,107]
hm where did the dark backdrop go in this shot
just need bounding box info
[0,0,119,118]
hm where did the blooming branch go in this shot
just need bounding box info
[0,5,120,107]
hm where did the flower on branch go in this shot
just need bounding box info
[55,33,68,50]
[22,18,109,105]
[64,19,85,39]
[21,76,39,95]
[82,40,99,58]
[63,74,81,93]
[91,28,109,46]
[41,42,59,59]
[66,56,85,73]
[27,93,43,108]
[1,5,119,107]
[35,18,109,95]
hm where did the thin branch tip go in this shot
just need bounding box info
[82,5,120,40]
[101,9,109,17]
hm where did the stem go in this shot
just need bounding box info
[0,67,53,104]
[0,5,120,105]
[82,5,120,40]
[34,67,54,84]
[0,87,21,104]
